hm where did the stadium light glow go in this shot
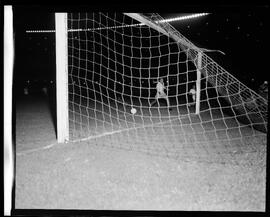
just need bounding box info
[159,13,210,23]
[26,13,210,33]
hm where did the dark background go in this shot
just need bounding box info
[12,6,269,93]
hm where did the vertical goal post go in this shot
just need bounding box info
[55,13,69,143]
[52,12,266,164]
[125,13,203,114]
[4,5,14,216]
[195,52,202,114]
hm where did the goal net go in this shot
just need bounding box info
[67,13,267,164]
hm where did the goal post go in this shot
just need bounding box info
[195,52,202,114]
[54,12,266,164]
[55,13,69,143]
[4,5,14,216]
[125,13,203,114]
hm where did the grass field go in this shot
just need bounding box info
[69,93,266,164]
[15,93,266,211]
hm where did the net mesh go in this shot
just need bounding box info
[67,13,267,164]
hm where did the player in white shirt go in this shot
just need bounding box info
[188,84,196,106]
[150,78,172,110]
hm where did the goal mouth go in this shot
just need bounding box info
[56,12,267,164]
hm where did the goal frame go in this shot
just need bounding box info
[55,13,69,143]
[4,5,14,216]
[55,12,203,143]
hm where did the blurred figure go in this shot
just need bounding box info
[23,87,29,95]
[23,80,30,95]
[42,87,48,96]
[244,93,257,110]
[258,81,268,100]
[250,78,256,91]
[188,84,196,106]
[150,78,171,110]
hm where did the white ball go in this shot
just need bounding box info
[131,108,137,114]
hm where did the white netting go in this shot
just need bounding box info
[67,13,267,164]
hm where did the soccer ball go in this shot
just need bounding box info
[131,108,137,114]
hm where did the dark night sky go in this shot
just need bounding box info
[13,6,269,90]
[13,8,55,82]
[160,11,269,87]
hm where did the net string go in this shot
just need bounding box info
[67,12,267,164]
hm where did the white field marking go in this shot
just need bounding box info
[64,157,71,162]
[16,142,59,156]
[15,117,180,156]
[16,112,199,155]
[71,116,183,143]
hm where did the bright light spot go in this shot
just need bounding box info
[159,13,210,23]
[25,13,210,33]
